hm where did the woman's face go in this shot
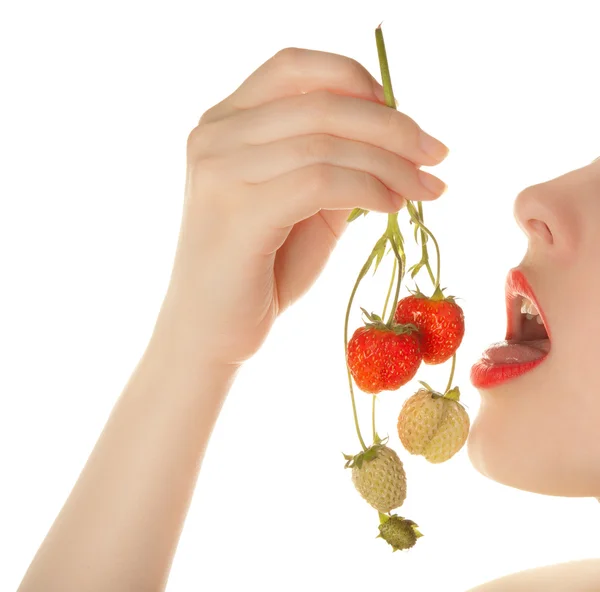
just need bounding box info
[467,157,600,497]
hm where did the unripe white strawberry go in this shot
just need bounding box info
[397,385,470,463]
[344,440,407,513]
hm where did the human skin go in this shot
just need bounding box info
[467,156,600,497]
[16,47,600,592]
[16,48,449,591]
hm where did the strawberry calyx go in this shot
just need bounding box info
[444,386,461,402]
[418,381,467,408]
[409,283,458,304]
[377,512,424,552]
[360,308,419,336]
[343,434,390,469]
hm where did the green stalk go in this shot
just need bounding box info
[386,240,404,325]
[445,353,457,393]
[375,24,396,109]
[381,255,397,320]
[406,201,442,289]
[373,238,399,446]
[384,214,404,326]
[417,201,436,286]
[344,263,370,452]
[372,395,377,442]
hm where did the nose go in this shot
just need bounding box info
[512,181,579,258]
[513,184,554,245]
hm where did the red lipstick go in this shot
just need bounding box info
[470,268,551,390]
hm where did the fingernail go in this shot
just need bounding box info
[419,130,449,161]
[417,170,447,197]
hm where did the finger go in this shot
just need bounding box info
[247,163,403,231]
[208,90,449,168]
[230,133,446,202]
[201,47,387,123]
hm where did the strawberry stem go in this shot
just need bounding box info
[406,201,442,289]
[386,236,404,325]
[417,201,436,286]
[344,259,372,452]
[381,256,397,320]
[372,395,377,442]
[375,24,395,109]
[383,213,405,325]
[445,353,457,393]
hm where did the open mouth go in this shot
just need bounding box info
[504,267,551,355]
[470,268,551,389]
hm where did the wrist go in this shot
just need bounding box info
[142,304,240,399]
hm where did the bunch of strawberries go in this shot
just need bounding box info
[342,25,470,552]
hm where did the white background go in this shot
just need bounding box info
[2,1,600,590]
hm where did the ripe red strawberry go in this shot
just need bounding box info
[347,309,422,394]
[394,285,464,365]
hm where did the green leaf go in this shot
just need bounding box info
[372,241,388,275]
[410,261,424,279]
[347,208,369,222]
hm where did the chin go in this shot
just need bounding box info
[467,400,600,498]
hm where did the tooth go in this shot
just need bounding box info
[536,315,544,325]
[521,297,539,317]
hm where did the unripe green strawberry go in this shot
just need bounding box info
[343,441,407,513]
[377,513,423,551]
[397,385,470,463]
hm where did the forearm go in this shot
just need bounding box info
[18,311,238,592]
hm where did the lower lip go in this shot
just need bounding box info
[470,341,549,389]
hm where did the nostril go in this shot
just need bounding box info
[526,219,554,245]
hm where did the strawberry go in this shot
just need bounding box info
[377,513,423,552]
[397,385,470,463]
[344,440,407,513]
[394,285,465,365]
[347,309,422,394]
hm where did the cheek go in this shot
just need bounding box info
[467,364,600,496]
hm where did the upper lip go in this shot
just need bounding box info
[505,267,552,342]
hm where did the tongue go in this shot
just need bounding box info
[483,340,551,365]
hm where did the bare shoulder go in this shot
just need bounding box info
[466,559,600,592]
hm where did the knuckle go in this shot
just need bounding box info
[361,169,386,197]
[189,155,224,191]
[304,134,334,161]
[304,89,335,121]
[382,109,419,142]
[186,121,218,158]
[272,47,304,67]
[308,163,335,194]
[343,56,372,86]
[198,106,216,125]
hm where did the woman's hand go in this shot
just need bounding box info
[159,47,449,368]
